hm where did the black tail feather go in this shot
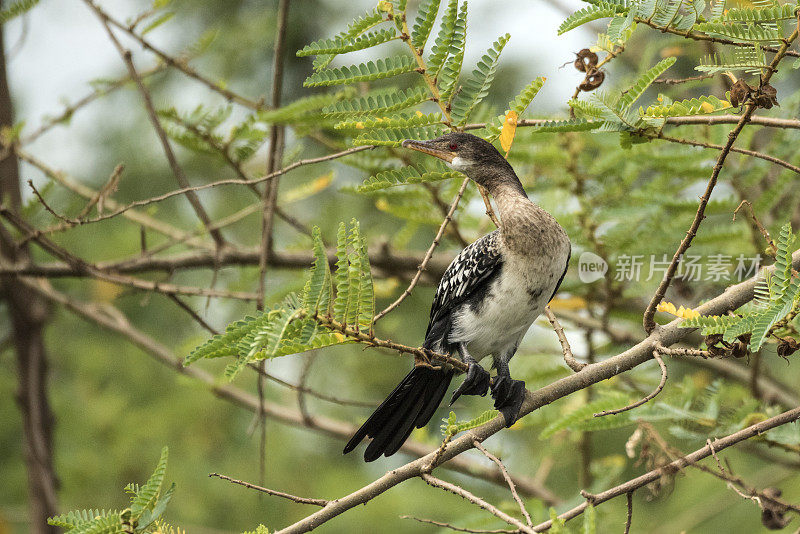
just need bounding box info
[343,366,454,462]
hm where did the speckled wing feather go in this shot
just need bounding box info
[423,230,503,350]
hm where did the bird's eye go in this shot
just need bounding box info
[448,142,458,151]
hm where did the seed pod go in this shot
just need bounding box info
[579,69,605,91]
[729,79,752,107]
[574,48,598,72]
[776,337,799,358]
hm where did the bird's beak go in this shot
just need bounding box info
[402,139,456,163]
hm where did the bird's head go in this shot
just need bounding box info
[401,132,518,193]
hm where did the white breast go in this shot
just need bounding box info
[448,241,570,361]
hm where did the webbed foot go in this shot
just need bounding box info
[491,376,526,427]
[450,362,491,405]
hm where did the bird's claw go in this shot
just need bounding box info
[491,377,526,427]
[450,362,490,405]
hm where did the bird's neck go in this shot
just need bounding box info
[485,172,561,256]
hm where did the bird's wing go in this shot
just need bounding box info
[424,231,503,346]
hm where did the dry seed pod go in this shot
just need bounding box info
[729,79,753,107]
[776,337,799,358]
[574,48,598,72]
[579,69,605,91]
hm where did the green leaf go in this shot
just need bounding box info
[694,22,782,42]
[696,46,767,74]
[357,234,375,330]
[297,28,397,56]
[141,12,175,35]
[0,0,39,23]
[722,4,799,22]
[335,111,443,130]
[450,33,510,125]
[642,94,732,117]
[257,88,356,124]
[427,0,459,76]
[311,8,387,70]
[185,315,263,365]
[333,222,351,323]
[353,124,448,146]
[681,314,742,335]
[131,446,168,518]
[438,1,468,102]
[48,510,119,530]
[772,223,794,294]
[559,2,621,35]
[411,0,441,48]
[345,221,363,327]
[357,165,461,193]
[540,393,634,438]
[303,56,417,87]
[322,87,430,117]
[528,118,603,133]
[618,57,676,111]
[301,226,332,316]
[583,504,596,534]
[137,483,175,529]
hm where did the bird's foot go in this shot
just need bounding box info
[450,363,491,405]
[491,377,526,427]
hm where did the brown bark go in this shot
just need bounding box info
[0,9,58,532]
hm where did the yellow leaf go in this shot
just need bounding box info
[657,300,699,319]
[699,101,714,113]
[500,110,518,155]
[355,121,365,129]
[549,295,587,311]
[282,172,333,203]
[415,110,424,117]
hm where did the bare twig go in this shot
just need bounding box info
[372,176,471,325]
[210,473,328,507]
[534,405,800,531]
[401,515,520,533]
[19,277,557,502]
[593,350,667,417]
[273,250,800,534]
[642,28,798,334]
[473,441,533,527]
[87,2,226,248]
[624,492,633,534]
[89,1,265,109]
[655,133,800,176]
[421,474,535,534]
[544,306,584,372]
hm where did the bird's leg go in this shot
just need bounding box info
[450,343,491,405]
[491,356,526,427]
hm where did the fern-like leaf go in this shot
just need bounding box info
[353,124,448,146]
[334,112,443,130]
[642,94,732,117]
[722,5,798,22]
[303,56,417,87]
[333,222,351,323]
[427,0,459,76]
[185,315,262,365]
[131,446,168,517]
[528,118,603,133]
[438,1,468,101]
[450,33,510,125]
[618,57,676,111]
[322,87,430,117]
[694,22,782,42]
[357,165,461,193]
[297,28,397,57]
[0,0,39,23]
[411,0,442,48]
[559,2,621,34]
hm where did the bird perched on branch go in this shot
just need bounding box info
[344,132,571,462]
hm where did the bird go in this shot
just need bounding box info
[343,132,571,462]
